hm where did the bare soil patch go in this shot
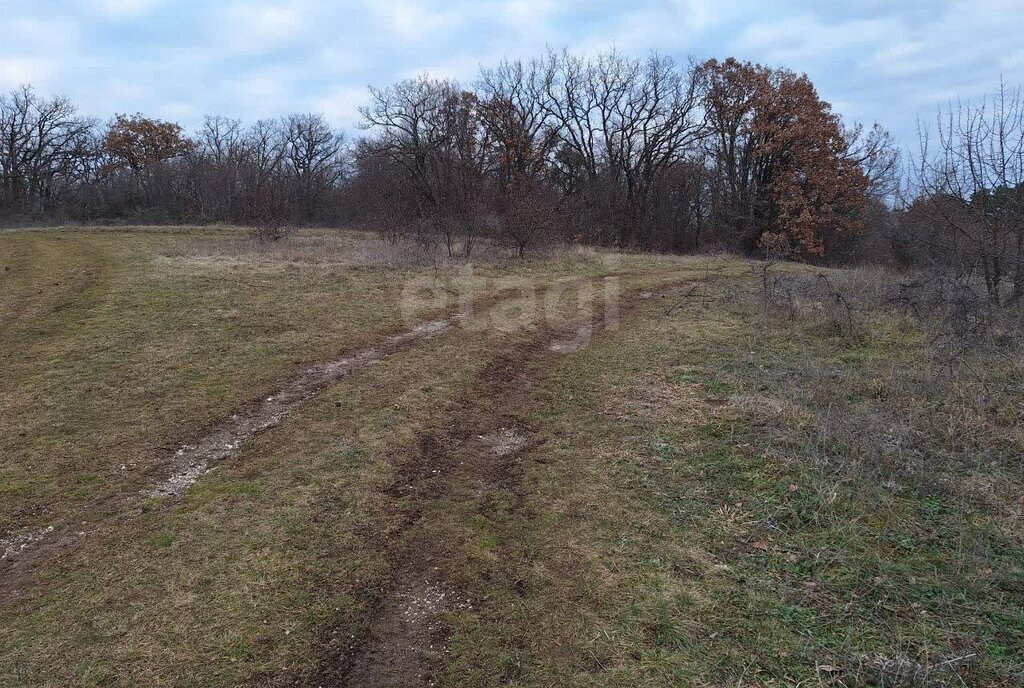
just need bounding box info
[478,427,531,456]
[0,526,55,562]
[341,576,471,688]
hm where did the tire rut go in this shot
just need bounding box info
[0,314,461,591]
[296,281,695,688]
[0,273,646,597]
[148,317,458,498]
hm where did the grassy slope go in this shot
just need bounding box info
[1,228,1021,686]
[444,271,1023,687]
[0,228,619,535]
[0,228,674,685]
[2,228,411,533]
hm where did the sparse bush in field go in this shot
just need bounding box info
[251,222,291,243]
[498,188,561,257]
[757,258,1024,352]
[755,262,860,339]
[740,260,1024,517]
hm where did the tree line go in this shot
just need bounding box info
[1,49,1021,291]
[0,88,347,232]
[350,52,901,258]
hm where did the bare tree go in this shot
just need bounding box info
[283,113,346,223]
[477,58,563,254]
[359,75,457,216]
[0,85,95,216]
[233,119,285,233]
[543,50,705,246]
[543,50,601,190]
[844,121,900,199]
[913,82,1024,304]
[187,115,246,219]
[200,115,243,167]
[600,52,705,246]
[359,75,489,255]
[477,57,558,196]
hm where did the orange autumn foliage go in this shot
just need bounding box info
[701,58,868,256]
[103,114,193,171]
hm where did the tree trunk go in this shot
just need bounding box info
[1010,231,1024,305]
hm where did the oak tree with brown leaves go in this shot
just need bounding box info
[103,114,193,171]
[701,58,869,257]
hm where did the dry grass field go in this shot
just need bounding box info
[1,227,1021,687]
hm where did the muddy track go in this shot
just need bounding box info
[148,317,458,498]
[0,315,467,597]
[290,282,695,688]
[0,273,646,595]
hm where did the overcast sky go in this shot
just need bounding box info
[3,0,1023,148]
